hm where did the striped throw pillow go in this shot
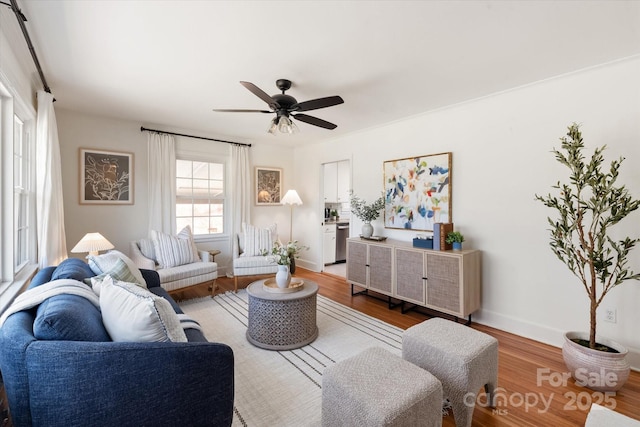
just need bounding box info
[151,227,200,268]
[86,257,145,295]
[242,223,273,256]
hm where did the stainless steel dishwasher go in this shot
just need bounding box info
[335,222,349,263]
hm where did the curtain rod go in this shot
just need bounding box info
[5,0,52,94]
[140,126,252,147]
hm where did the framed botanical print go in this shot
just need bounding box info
[79,148,133,204]
[255,167,282,205]
[384,152,451,231]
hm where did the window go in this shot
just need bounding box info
[176,159,224,235]
[13,114,32,270]
[0,78,36,304]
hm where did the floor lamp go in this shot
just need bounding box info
[281,189,303,242]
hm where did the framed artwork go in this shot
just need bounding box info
[255,167,282,205]
[79,148,133,204]
[383,152,451,231]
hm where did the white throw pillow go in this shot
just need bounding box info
[88,250,147,287]
[242,223,277,257]
[151,226,200,268]
[99,276,187,343]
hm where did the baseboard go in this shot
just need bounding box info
[474,308,640,371]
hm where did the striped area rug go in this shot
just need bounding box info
[179,290,404,426]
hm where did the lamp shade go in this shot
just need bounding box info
[71,232,115,256]
[281,189,303,206]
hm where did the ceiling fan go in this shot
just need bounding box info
[213,79,344,134]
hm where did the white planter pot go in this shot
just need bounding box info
[275,265,291,289]
[562,331,630,392]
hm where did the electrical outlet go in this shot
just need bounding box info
[604,308,617,323]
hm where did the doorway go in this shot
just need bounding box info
[321,159,351,278]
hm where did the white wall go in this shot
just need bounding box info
[55,109,296,276]
[294,56,640,368]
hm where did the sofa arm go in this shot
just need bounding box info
[199,249,210,262]
[25,340,234,426]
[129,241,156,270]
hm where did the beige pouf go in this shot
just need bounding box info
[322,347,443,427]
[403,318,498,427]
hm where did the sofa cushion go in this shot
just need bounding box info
[51,258,95,282]
[34,293,111,342]
[88,250,147,287]
[100,276,187,343]
[156,261,217,283]
[151,226,200,268]
[242,223,276,256]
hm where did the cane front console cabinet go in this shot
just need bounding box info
[346,238,481,320]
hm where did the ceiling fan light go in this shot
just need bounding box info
[267,117,278,134]
[278,116,299,134]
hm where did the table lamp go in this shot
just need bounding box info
[71,232,115,257]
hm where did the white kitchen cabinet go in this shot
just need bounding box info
[323,162,338,203]
[323,160,350,203]
[337,160,350,203]
[323,223,336,264]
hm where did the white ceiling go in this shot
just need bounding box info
[16,0,640,146]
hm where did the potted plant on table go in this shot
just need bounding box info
[349,191,385,238]
[535,123,640,392]
[445,231,465,250]
[262,241,307,288]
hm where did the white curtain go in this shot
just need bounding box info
[230,144,251,255]
[35,90,67,267]
[147,132,176,234]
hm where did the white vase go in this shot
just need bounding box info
[275,265,291,288]
[362,222,374,238]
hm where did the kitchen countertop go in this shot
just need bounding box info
[324,219,349,225]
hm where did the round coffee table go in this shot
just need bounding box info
[246,279,319,350]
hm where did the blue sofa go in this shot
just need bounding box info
[0,259,234,427]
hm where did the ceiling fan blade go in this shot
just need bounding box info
[292,96,344,112]
[292,113,338,130]
[239,81,280,109]
[213,109,272,113]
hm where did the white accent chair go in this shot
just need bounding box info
[232,232,278,292]
[130,241,218,296]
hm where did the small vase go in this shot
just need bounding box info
[362,222,374,238]
[452,242,462,251]
[275,265,291,288]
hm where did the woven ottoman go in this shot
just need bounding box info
[402,318,498,427]
[322,347,442,427]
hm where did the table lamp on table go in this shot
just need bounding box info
[71,232,115,257]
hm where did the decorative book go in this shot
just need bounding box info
[433,223,454,251]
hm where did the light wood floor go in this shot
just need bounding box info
[174,268,640,427]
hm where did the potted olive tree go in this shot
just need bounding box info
[535,123,639,391]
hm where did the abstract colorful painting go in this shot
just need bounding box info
[384,152,451,231]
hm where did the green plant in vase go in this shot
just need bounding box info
[445,231,464,250]
[349,190,385,238]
